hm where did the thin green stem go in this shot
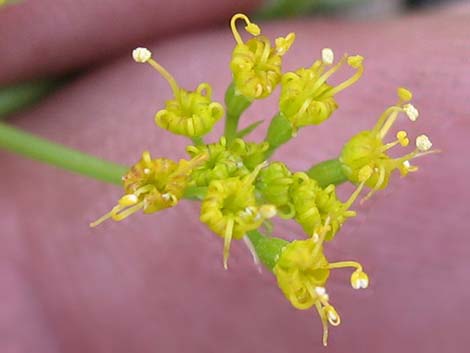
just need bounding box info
[0,79,63,119]
[224,82,252,144]
[0,122,128,185]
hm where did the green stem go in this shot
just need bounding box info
[0,79,63,119]
[0,122,128,185]
[264,112,293,159]
[224,82,252,144]
[306,158,347,188]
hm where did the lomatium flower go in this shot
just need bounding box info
[272,219,369,346]
[255,162,295,218]
[279,48,364,132]
[339,87,438,201]
[289,167,371,240]
[132,47,224,137]
[90,151,207,227]
[187,137,248,187]
[200,162,277,269]
[230,13,295,100]
[186,137,270,187]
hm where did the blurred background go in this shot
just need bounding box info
[0,1,469,353]
[0,0,466,117]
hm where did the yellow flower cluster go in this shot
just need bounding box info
[91,13,437,347]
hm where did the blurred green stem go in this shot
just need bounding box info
[0,122,127,184]
[0,79,63,119]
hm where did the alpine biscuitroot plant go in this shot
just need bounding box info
[91,13,437,346]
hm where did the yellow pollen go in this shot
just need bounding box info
[397,130,410,146]
[397,87,413,102]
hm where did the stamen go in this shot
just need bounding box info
[118,194,139,206]
[307,55,347,97]
[404,103,419,122]
[321,48,334,65]
[397,130,410,147]
[89,209,116,228]
[243,235,262,273]
[323,55,364,97]
[275,33,296,56]
[223,217,235,270]
[111,202,144,221]
[314,302,329,346]
[351,269,369,289]
[132,47,152,63]
[327,260,363,272]
[361,165,385,203]
[373,106,404,137]
[311,217,331,259]
[324,305,341,326]
[230,13,261,45]
[416,134,432,152]
[341,165,371,210]
[145,57,180,97]
[397,87,413,102]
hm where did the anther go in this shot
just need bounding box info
[416,134,432,151]
[322,48,334,65]
[404,103,419,122]
[132,47,152,63]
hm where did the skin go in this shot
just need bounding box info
[1,2,470,353]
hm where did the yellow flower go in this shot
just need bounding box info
[273,219,369,346]
[200,162,276,269]
[230,13,295,100]
[187,137,248,187]
[255,162,294,218]
[132,48,224,137]
[280,49,364,132]
[289,168,370,240]
[90,151,207,227]
[186,137,270,187]
[340,88,438,201]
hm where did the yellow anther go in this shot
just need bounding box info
[275,33,296,56]
[397,87,413,102]
[245,22,261,36]
[416,134,432,151]
[347,55,364,68]
[397,130,410,146]
[142,151,152,166]
[324,305,341,326]
[350,270,369,289]
[230,13,260,45]
[118,194,139,206]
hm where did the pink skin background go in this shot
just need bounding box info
[1,1,469,352]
